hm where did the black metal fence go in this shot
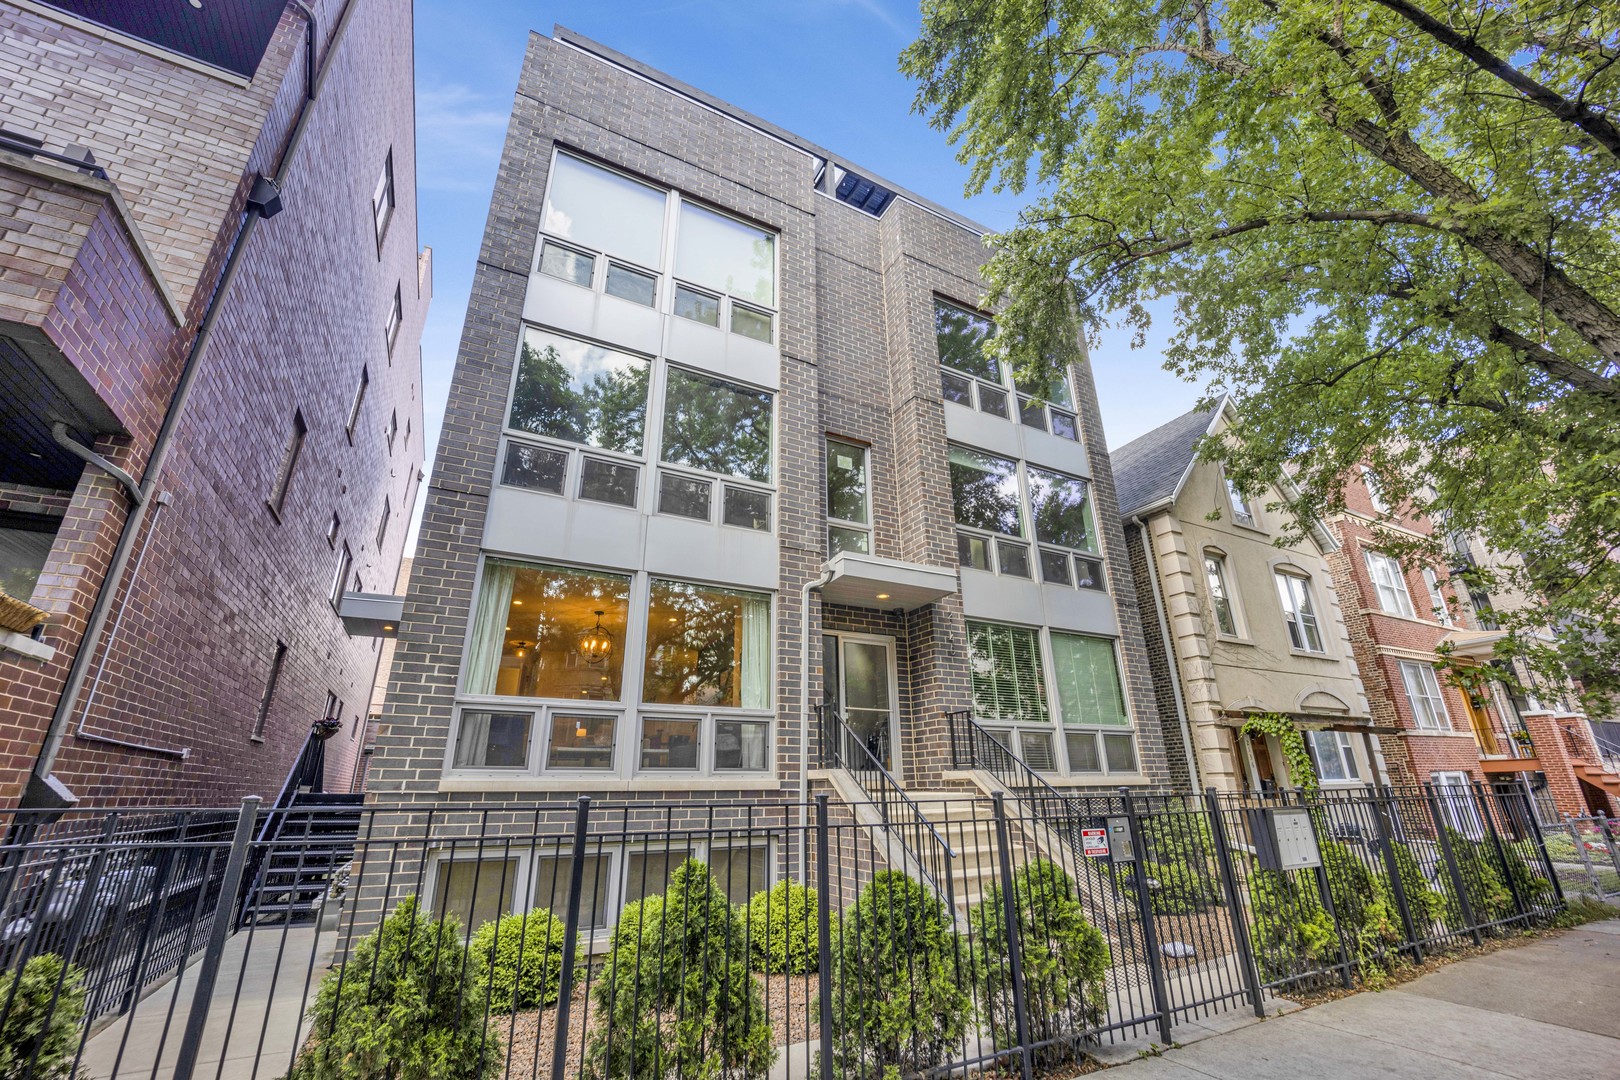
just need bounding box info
[0,781,1565,1080]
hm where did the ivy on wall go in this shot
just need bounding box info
[1240,712,1318,799]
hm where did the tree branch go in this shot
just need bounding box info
[1369,0,1620,160]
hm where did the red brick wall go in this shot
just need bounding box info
[0,0,424,805]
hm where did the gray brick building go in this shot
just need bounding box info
[371,27,1166,922]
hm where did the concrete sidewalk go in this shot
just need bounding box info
[1104,920,1620,1078]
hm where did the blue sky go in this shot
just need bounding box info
[408,0,1202,546]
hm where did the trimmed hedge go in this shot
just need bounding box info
[0,954,86,1080]
[743,881,817,974]
[469,908,573,1013]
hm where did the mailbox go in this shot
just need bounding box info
[1246,806,1322,872]
[1105,816,1135,863]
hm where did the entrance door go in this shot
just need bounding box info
[822,633,899,772]
[1247,733,1278,794]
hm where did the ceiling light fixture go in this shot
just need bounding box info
[876,593,891,600]
[577,610,614,665]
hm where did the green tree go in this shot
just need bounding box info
[903,2,1620,700]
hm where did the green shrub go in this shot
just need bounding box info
[1440,829,1514,927]
[969,859,1109,1066]
[1388,841,1445,934]
[743,881,817,974]
[286,895,500,1080]
[1129,810,1222,914]
[583,860,774,1080]
[0,953,86,1080]
[827,870,971,1078]
[469,908,573,1012]
[1246,867,1337,985]
[1494,841,1554,909]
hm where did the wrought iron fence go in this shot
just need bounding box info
[0,781,1567,1080]
[1540,814,1620,899]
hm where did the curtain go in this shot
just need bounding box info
[740,594,770,710]
[465,560,516,695]
[1051,633,1129,727]
[453,712,492,767]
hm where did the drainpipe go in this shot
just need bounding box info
[798,567,833,880]
[26,0,353,809]
[1131,516,1200,789]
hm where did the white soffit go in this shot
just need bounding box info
[820,553,958,612]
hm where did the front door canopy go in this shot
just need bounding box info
[818,552,957,612]
[337,592,404,638]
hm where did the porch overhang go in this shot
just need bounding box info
[1480,757,1541,775]
[818,553,957,612]
[337,592,404,638]
[1441,628,1510,661]
[1216,710,1401,736]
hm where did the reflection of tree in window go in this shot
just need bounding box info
[1027,468,1094,550]
[660,369,773,482]
[934,300,998,381]
[642,580,769,708]
[508,333,648,454]
[826,440,868,524]
[967,621,1049,723]
[949,446,1022,535]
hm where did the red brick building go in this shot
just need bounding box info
[1326,467,1617,821]
[0,0,425,806]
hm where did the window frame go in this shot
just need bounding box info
[253,640,287,741]
[1398,659,1452,731]
[385,283,402,355]
[268,409,306,520]
[1223,473,1257,528]
[655,365,777,529]
[329,541,352,608]
[1203,551,1242,638]
[932,296,1079,440]
[1361,466,1390,515]
[1305,730,1360,784]
[1365,550,1417,617]
[372,148,395,251]
[1421,567,1454,626]
[950,446,1106,592]
[825,437,872,556]
[1274,570,1327,654]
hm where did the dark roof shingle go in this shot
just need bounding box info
[1110,406,1216,518]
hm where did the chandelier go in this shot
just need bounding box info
[577,610,613,665]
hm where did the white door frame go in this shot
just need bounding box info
[823,630,902,777]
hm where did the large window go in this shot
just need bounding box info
[1365,551,1416,617]
[1205,554,1238,636]
[659,368,773,482]
[1027,468,1095,551]
[934,298,1077,438]
[950,446,1024,574]
[1275,571,1325,653]
[642,579,771,709]
[542,154,667,270]
[509,328,650,455]
[826,438,871,555]
[1306,730,1359,783]
[1398,660,1451,730]
[463,560,632,700]
[967,622,1049,724]
[675,203,776,307]
[1050,633,1128,727]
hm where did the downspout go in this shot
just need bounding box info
[27,1,350,808]
[1131,515,1200,789]
[798,567,833,880]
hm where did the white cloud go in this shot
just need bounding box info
[415,81,509,193]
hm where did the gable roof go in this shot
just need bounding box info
[1110,406,1217,519]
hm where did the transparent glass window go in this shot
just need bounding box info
[957,532,991,571]
[977,385,1009,419]
[1423,567,1453,625]
[533,854,610,926]
[1275,572,1325,652]
[830,526,870,555]
[722,486,771,531]
[1225,476,1256,526]
[1366,551,1416,617]
[1017,396,1047,430]
[605,263,656,307]
[435,859,515,934]
[644,580,771,709]
[826,439,869,527]
[1027,467,1095,551]
[1049,410,1078,441]
[967,622,1049,724]
[548,714,615,769]
[640,718,701,770]
[675,202,775,306]
[1020,730,1057,771]
[579,458,638,508]
[997,540,1031,578]
[539,240,594,286]
[941,371,973,405]
[453,710,531,768]
[625,848,692,904]
[1066,732,1101,772]
[542,154,666,269]
[1074,557,1105,590]
[464,559,631,699]
[673,284,720,326]
[509,328,649,453]
[501,443,567,494]
[1050,632,1129,727]
[1039,549,1071,586]
[948,445,1022,536]
[1205,555,1237,636]
[660,368,773,482]
[730,305,773,342]
[1102,733,1137,772]
[1399,660,1450,730]
[710,844,770,905]
[658,472,711,520]
[1014,368,1074,410]
[934,299,999,381]
[1307,730,1359,782]
[715,720,769,771]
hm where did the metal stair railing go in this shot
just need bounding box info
[1561,721,1620,773]
[233,724,330,929]
[816,705,955,905]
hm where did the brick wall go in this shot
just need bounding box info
[0,0,424,804]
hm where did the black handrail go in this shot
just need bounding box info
[233,725,328,929]
[816,705,955,905]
